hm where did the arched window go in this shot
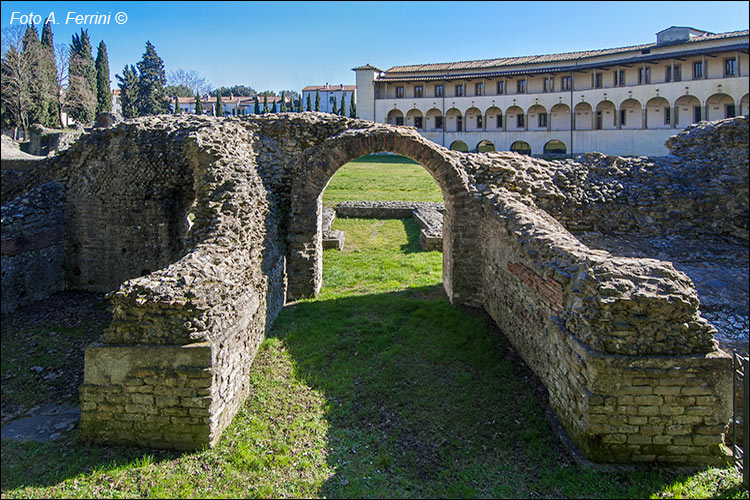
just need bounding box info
[477,140,495,153]
[543,140,566,155]
[449,140,469,152]
[510,140,531,155]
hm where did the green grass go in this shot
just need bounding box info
[1,158,747,499]
[322,154,443,205]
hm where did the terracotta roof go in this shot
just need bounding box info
[173,95,288,104]
[302,85,356,91]
[352,64,383,72]
[384,29,749,74]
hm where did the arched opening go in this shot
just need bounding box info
[510,140,531,155]
[550,103,570,131]
[574,102,593,130]
[387,108,404,126]
[465,106,483,131]
[506,105,525,131]
[527,104,548,131]
[646,97,671,129]
[406,108,424,130]
[543,139,566,155]
[426,108,443,131]
[485,106,503,130]
[741,94,749,116]
[675,95,701,128]
[594,101,616,130]
[446,108,463,132]
[619,98,642,129]
[288,127,481,306]
[449,140,469,152]
[477,140,495,153]
[706,93,735,121]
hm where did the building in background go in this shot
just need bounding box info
[302,83,356,114]
[171,95,291,115]
[354,27,749,156]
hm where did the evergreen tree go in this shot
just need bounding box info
[194,93,203,115]
[331,95,337,115]
[349,92,356,118]
[136,41,169,116]
[340,92,346,116]
[173,94,180,114]
[271,98,277,113]
[306,94,312,112]
[67,29,97,124]
[314,89,320,111]
[215,92,223,116]
[95,41,112,114]
[254,95,260,114]
[262,94,268,113]
[22,24,51,126]
[280,91,287,112]
[115,64,139,118]
[40,19,60,127]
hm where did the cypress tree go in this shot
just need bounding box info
[306,94,312,112]
[215,92,223,116]
[95,41,112,114]
[174,94,180,114]
[136,41,169,115]
[340,92,346,116]
[271,98,277,113]
[254,95,260,114]
[331,95,337,115]
[262,94,268,113]
[194,93,203,115]
[22,24,51,126]
[314,89,320,111]
[115,64,139,118]
[349,92,356,118]
[40,19,60,127]
[280,91,287,112]
[67,29,97,124]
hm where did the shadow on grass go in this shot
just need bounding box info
[399,218,424,254]
[267,285,708,498]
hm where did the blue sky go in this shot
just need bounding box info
[2,1,748,93]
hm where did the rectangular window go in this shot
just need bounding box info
[561,76,572,91]
[517,79,527,94]
[414,116,423,129]
[674,65,681,82]
[496,114,503,128]
[455,84,464,97]
[396,86,404,98]
[475,82,484,96]
[414,85,423,98]
[596,111,603,130]
[724,58,736,76]
[726,104,736,118]
[538,113,548,127]
[665,66,672,82]
[434,115,443,129]
[693,61,703,79]
[638,67,651,84]
[620,109,626,126]
[395,116,404,126]
[594,73,602,88]
[477,115,482,128]
[456,115,462,132]
[543,77,554,92]
[664,107,671,125]
[516,113,524,128]
[617,70,626,86]
[693,106,702,123]
[497,81,505,95]
[435,84,444,97]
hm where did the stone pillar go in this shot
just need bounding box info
[642,106,648,129]
[671,106,677,129]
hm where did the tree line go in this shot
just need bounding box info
[1,22,112,136]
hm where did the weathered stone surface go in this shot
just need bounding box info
[2,113,745,465]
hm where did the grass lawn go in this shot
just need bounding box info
[1,157,747,499]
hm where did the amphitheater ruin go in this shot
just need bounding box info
[1,112,748,465]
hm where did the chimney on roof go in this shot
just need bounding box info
[340,83,344,90]
[325,82,329,89]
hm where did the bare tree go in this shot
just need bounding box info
[1,26,31,138]
[167,68,211,96]
[54,42,69,127]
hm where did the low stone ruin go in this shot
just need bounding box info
[1,112,747,465]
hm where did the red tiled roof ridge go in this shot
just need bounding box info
[302,85,356,91]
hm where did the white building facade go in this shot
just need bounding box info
[354,27,749,156]
[302,84,356,113]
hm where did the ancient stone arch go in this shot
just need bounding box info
[4,113,745,466]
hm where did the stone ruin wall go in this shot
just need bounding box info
[1,113,747,462]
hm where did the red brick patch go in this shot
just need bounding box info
[507,261,563,311]
[1,227,63,256]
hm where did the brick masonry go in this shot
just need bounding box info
[1,113,746,465]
